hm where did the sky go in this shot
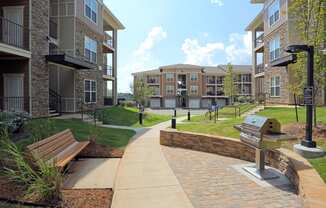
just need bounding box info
[103,0,263,93]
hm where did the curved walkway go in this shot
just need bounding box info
[111,118,193,208]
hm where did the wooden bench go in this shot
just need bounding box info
[26,129,89,169]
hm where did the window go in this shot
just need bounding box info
[84,80,97,103]
[166,85,174,95]
[166,73,174,81]
[269,35,280,61]
[271,76,280,97]
[242,74,251,82]
[190,73,198,81]
[151,86,160,96]
[216,77,224,85]
[268,0,280,27]
[84,36,97,63]
[85,0,97,23]
[190,85,198,95]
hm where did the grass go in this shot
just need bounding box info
[184,103,257,122]
[99,107,171,127]
[17,119,135,149]
[308,140,326,183]
[257,107,326,125]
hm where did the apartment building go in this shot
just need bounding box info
[0,0,124,117]
[133,64,252,109]
[246,0,325,105]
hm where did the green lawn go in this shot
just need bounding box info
[185,104,257,122]
[99,107,171,127]
[257,107,326,125]
[177,106,326,182]
[17,118,135,149]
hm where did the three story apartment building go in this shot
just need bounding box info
[0,0,124,117]
[133,64,252,109]
[246,0,325,105]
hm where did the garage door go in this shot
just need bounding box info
[150,99,161,108]
[216,99,226,107]
[189,99,201,109]
[164,99,176,108]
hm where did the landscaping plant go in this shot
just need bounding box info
[0,130,62,203]
[0,112,31,134]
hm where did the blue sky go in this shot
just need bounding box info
[103,0,263,93]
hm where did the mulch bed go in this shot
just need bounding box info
[61,189,113,208]
[283,123,326,139]
[79,139,124,158]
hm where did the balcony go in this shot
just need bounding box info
[0,17,29,51]
[103,33,115,53]
[255,33,264,51]
[103,65,114,79]
[147,78,160,85]
[255,63,265,75]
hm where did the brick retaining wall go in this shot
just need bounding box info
[160,129,326,208]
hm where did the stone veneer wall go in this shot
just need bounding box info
[31,0,50,117]
[160,129,326,208]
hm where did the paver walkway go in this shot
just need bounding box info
[162,146,303,208]
[111,118,194,208]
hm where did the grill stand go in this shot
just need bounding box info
[243,148,279,180]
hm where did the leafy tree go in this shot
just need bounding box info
[131,77,153,106]
[224,63,236,104]
[289,0,326,125]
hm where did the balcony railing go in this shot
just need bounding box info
[49,19,58,39]
[0,17,29,51]
[255,63,264,74]
[255,33,264,48]
[103,65,113,77]
[0,97,30,113]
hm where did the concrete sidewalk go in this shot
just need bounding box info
[111,118,194,208]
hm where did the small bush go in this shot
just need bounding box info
[120,101,136,108]
[0,130,62,203]
[0,112,31,133]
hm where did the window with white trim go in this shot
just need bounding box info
[190,73,198,81]
[271,76,280,97]
[268,0,280,27]
[166,73,174,81]
[84,36,97,63]
[269,35,280,61]
[85,0,97,23]
[190,85,199,95]
[166,85,174,95]
[84,80,97,103]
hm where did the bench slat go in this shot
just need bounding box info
[25,129,89,170]
[27,129,72,150]
[54,141,90,168]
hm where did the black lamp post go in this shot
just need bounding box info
[285,45,316,148]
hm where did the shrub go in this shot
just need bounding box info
[0,112,31,133]
[120,101,136,108]
[0,130,62,203]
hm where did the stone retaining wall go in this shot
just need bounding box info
[160,129,326,208]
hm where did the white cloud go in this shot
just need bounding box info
[210,0,224,6]
[118,26,167,93]
[134,26,167,57]
[181,38,224,65]
[225,32,252,64]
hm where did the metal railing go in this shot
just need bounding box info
[103,65,113,77]
[0,97,30,113]
[0,17,29,50]
[255,63,264,74]
[255,33,264,48]
[49,89,62,115]
[49,19,58,39]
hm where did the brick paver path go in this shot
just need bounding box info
[162,146,303,208]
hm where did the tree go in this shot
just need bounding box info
[224,63,236,105]
[130,77,153,106]
[289,0,326,126]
